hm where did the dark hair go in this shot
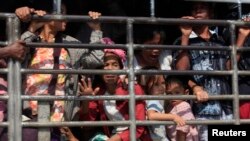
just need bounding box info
[165,75,189,90]
[137,66,161,93]
[189,2,215,19]
[134,24,166,44]
[103,54,124,69]
[32,0,67,14]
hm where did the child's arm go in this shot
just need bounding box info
[147,110,186,126]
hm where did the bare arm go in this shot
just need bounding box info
[175,16,194,70]
[147,110,186,126]
[15,6,46,22]
[0,41,26,61]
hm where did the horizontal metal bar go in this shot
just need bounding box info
[26,42,127,49]
[0,68,8,74]
[237,47,250,52]
[0,95,9,100]
[21,120,250,127]
[0,41,7,46]
[22,121,131,127]
[239,95,250,99]
[0,13,15,19]
[21,95,130,101]
[21,95,239,101]
[238,71,250,75]
[0,122,9,127]
[22,69,233,75]
[135,95,235,100]
[239,119,250,124]
[0,13,249,26]
[134,44,232,51]
[21,69,128,75]
[135,70,233,75]
[137,120,236,125]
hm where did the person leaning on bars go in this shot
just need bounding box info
[136,66,186,141]
[14,1,102,141]
[173,2,233,141]
[61,42,153,141]
[165,75,199,141]
[16,1,78,123]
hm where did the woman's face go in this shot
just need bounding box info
[141,33,162,66]
[191,3,210,20]
[102,54,121,85]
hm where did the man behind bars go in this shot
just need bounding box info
[173,2,233,141]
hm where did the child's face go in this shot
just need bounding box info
[102,55,120,85]
[139,74,165,95]
[191,3,210,20]
[166,82,187,106]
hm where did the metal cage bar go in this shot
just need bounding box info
[13,17,22,141]
[127,18,136,141]
[6,17,15,141]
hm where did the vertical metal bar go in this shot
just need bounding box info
[150,0,155,17]
[13,17,22,141]
[229,24,240,125]
[237,0,242,19]
[127,19,136,141]
[53,0,61,14]
[6,17,15,141]
[38,101,51,141]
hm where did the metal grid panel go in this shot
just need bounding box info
[1,3,250,141]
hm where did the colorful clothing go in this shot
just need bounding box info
[82,79,152,141]
[24,47,70,121]
[21,31,79,122]
[146,100,169,141]
[166,101,198,141]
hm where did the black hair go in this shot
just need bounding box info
[32,0,67,14]
[134,24,166,44]
[188,2,215,19]
[103,54,124,69]
[165,75,189,90]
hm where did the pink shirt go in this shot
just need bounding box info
[166,101,199,141]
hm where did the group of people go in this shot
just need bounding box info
[0,1,250,141]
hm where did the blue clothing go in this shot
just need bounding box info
[146,100,169,141]
[174,31,232,116]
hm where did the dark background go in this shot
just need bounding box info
[0,0,249,43]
